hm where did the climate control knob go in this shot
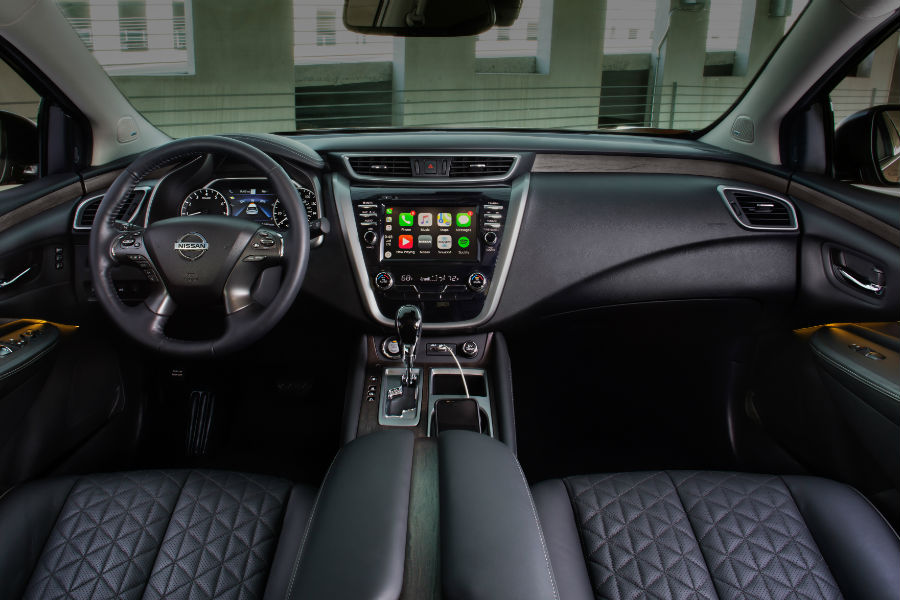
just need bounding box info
[483,231,498,246]
[363,230,378,246]
[467,272,488,292]
[374,271,393,291]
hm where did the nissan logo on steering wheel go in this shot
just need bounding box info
[173,232,209,261]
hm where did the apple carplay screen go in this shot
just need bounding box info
[382,207,478,261]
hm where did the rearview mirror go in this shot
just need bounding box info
[343,0,521,37]
[834,104,900,187]
[0,110,39,187]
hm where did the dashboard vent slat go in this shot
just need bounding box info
[718,187,797,231]
[348,156,413,177]
[449,156,514,177]
[74,187,149,229]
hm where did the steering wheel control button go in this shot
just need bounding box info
[363,230,379,246]
[374,271,394,291]
[460,340,479,358]
[467,272,487,292]
[243,255,266,262]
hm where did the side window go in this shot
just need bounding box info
[0,58,41,190]
[831,32,899,189]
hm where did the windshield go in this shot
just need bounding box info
[55,0,810,138]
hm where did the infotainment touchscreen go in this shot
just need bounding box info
[382,206,478,261]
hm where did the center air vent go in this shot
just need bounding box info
[73,186,151,230]
[449,156,515,177]
[347,156,413,177]
[718,186,797,231]
[344,154,518,180]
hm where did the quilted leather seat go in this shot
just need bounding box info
[532,471,900,600]
[0,469,313,600]
[0,429,416,600]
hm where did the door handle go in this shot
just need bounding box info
[835,266,885,296]
[0,267,31,289]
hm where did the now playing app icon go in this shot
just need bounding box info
[398,235,413,250]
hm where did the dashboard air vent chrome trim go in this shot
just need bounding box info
[449,156,515,177]
[73,186,151,230]
[717,186,798,231]
[333,172,530,330]
[341,153,520,183]
[348,156,413,177]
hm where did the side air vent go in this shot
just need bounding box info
[718,186,798,231]
[73,186,151,230]
[347,156,413,177]
[449,156,515,177]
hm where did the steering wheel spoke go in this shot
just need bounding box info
[224,228,285,314]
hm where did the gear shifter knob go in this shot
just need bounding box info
[396,304,423,346]
[395,305,422,385]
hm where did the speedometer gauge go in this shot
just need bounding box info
[180,189,230,217]
[272,200,289,229]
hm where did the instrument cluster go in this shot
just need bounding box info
[179,177,319,230]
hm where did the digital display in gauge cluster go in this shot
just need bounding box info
[179,178,319,230]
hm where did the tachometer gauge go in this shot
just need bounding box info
[180,189,230,217]
[272,200,290,229]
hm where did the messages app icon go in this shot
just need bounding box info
[436,213,452,227]
[456,213,472,227]
[399,212,414,227]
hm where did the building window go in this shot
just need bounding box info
[173,1,187,50]
[119,1,148,52]
[475,0,543,58]
[58,2,93,50]
[603,0,655,54]
[705,0,743,53]
[316,9,337,46]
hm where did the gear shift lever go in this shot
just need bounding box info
[384,305,422,418]
[396,304,422,385]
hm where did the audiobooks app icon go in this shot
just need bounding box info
[398,235,414,250]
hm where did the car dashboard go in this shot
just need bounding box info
[51,129,895,333]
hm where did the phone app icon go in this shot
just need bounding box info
[456,212,472,227]
[418,234,433,249]
[436,213,452,227]
[399,212,414,227]
[437,235,452,250]
[458,236,470,248]
[398,235,413,250]
[418,212,433,227]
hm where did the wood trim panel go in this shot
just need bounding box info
[789,182,900,248]
[532,154,790,193]
[0,169,122,234]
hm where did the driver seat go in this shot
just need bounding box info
[0,431,415,600]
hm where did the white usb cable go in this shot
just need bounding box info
[438,343,470,398]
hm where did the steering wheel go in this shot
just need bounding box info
[89,136,309,357]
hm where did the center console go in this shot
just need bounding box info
[334,174,529,328]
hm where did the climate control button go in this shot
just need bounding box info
[374,271,394,291]
[468,272,487,292]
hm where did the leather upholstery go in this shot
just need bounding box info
[0,469,309,600]
[534,471,900,600]
[283,429,414,600]
[439,430,559,600]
